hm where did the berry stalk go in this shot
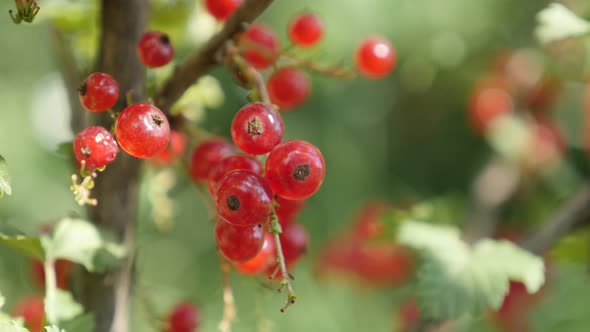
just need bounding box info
[268,214,297,312]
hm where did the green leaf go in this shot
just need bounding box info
[44,326,65,332]
[535,3,590,44]
[398,221,545,319]
[45,289,83,325]
[0,154,12,197]
[0,233,44,260]
[43,218,125,271]
[60,313,94,332]
[0,313,29,332]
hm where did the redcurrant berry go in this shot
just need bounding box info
[137,31,174,68]
[13,297,44,332]
[265,140,325,200]
[215,218,264,263]
[207,155,263,195]
[235,232,275,275]
[151,130,188,166]
[267,67,310,110]
[31,259,73,290]
[275,196,305,225]
[279,223,308,265]
[288,12,324,47]
[73,126,118,170]
[215,170,273,226]
[239,23,280,69]
[78,72,119,112]
[165,302,200,332]
[189,138,235,181]
[231,102,284,154]
[116,103,171,159]
[204,0,242,21]
[469,86,513,133]
[355,36,396,79]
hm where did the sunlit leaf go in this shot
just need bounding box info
[0,155,12,197]
[535,3,590,44]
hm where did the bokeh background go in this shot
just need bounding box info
[1,0,590,331]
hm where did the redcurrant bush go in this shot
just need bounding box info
[12,296,44,332]
[231,102,284,154]
[73,126,118,170]
[207,155,263,195]
[265,140,325,200]
[235,232,275,275]
[288,12,324,47]
[214,170,273,226]
[164,302,200,332]
[267,67,311,110]
[204,0,242,21]
[189,138,235,181]
[78,72,119,112]
[239,23,280,69]
[355,36,396,79]
[137,31,174,68]
[215,218,265,263]
[115,103,171,159]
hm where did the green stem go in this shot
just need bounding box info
[269,215,297,312]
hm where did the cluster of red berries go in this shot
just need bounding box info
[316,202,414,287]
[468,49,564,169]
[188,102,319,276]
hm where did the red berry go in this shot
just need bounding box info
[280,223,309,265]
[215,218,264,263]
[398,297,420,330]
[73,126,118,170]
[351,201,390,243]
[275,196,305,225]
[469,86,513,133]
[288,12,324,47]
[189,138,235,181]
[31,259,74,290]
[267,67,311,110]
[165,302,200,332]
[137,31,174,68]
[13,297,44,332]
[239,23,280,69]
[116,103,171,158]
[235,232,275,275]
[204,0,242,21]
[151,130,188,166]
[354,244,414,286]
[207,155,263,195]
[355,36,396,79]
[215,170,273,226]
[231,102,284,154]
[78,72,119,112]
[265,140,325,200]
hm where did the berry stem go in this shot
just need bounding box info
[218,257,237,332]
[43,256,58,324]
[269,213,297,312]
[224,41,270,104]
[281,53,356,79]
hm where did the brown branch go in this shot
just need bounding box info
[154,0,274,112]
[521,184,590,254]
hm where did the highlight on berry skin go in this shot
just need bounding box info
[137,31,175,68]
[355,36,397,79]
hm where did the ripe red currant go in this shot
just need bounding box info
[31,259,74,290]
[239,23,280,69]
[164,302,200,332]
[137,31,174,68]
[265,140,325,200]
[115,103,171,159]
[204,0,242,21]
[288,12,324,47]
[207,155,263,195]
[189,138,235,181]
[215,170,273,226]
[469,86,513,133]
[151,130,188,166]
[215,218,264,263]
[279,223,309,265]
[275,196,305,225]
[355,36,396,79]
[13,297,44,332]
[235,232,275,275]
[267,67,310,110]
[78,72,119,112]
[231,102,284,154]
[73,126,118,170]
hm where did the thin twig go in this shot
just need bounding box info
[268,214,297,312]
[218,258,237,332]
